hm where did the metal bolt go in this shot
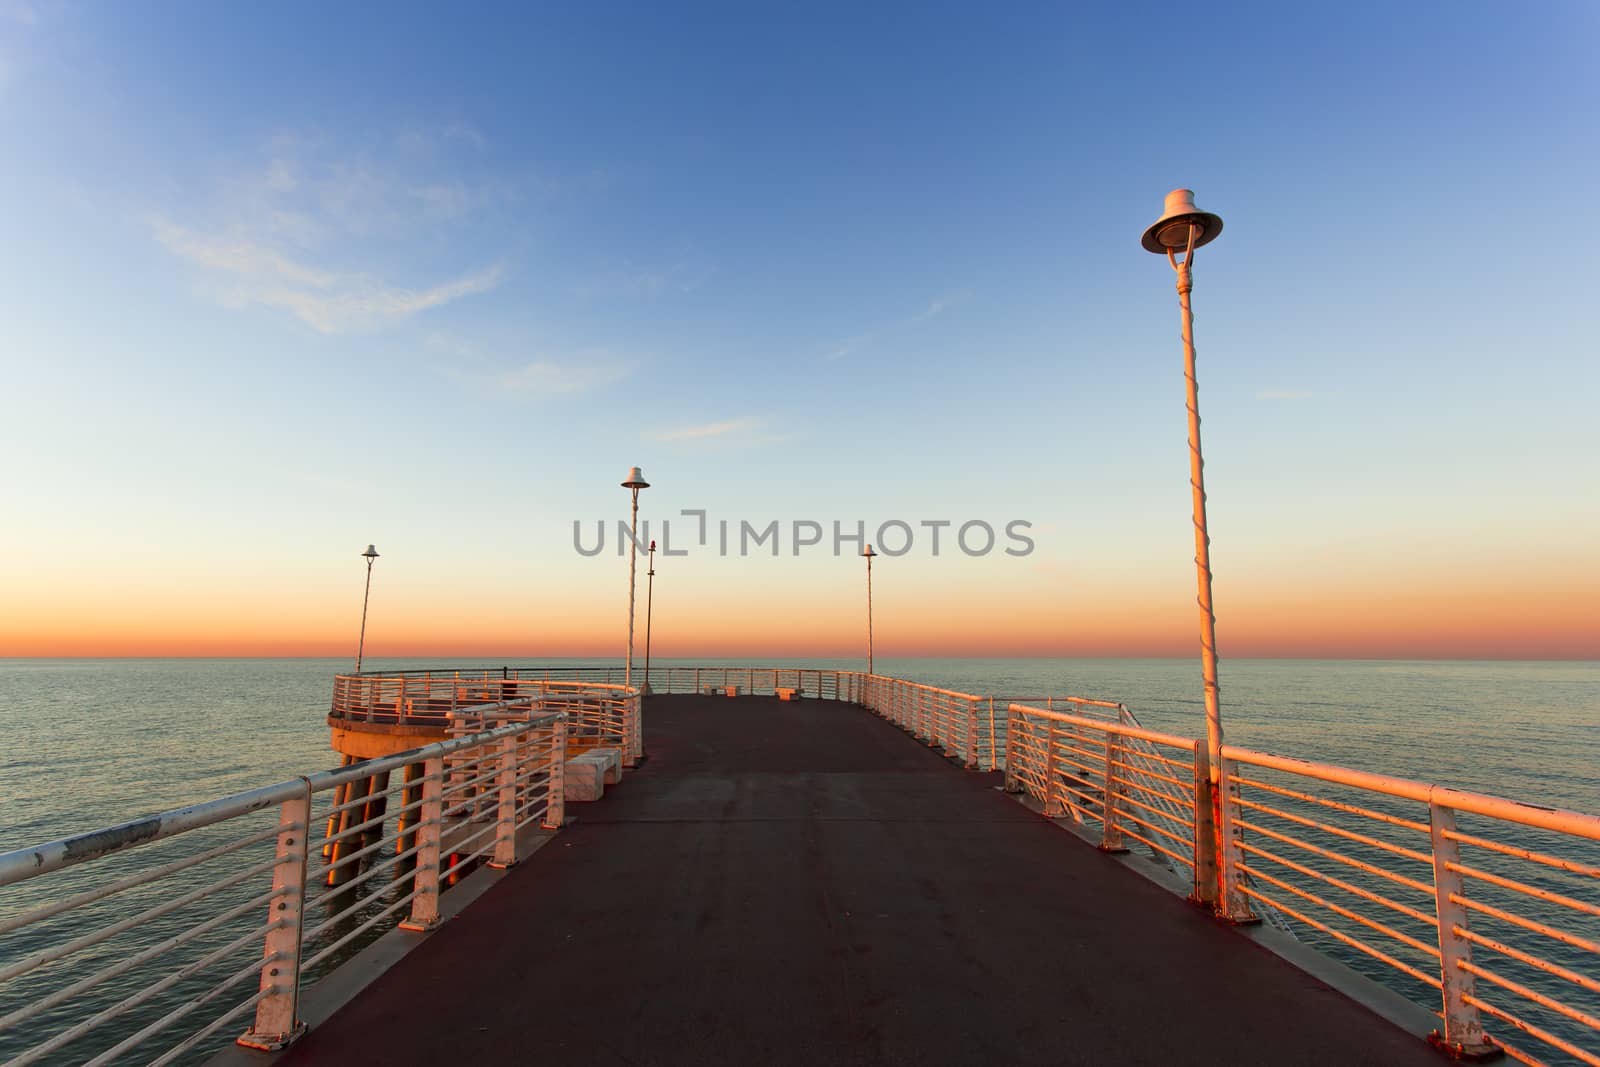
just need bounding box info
[269,968,279,977]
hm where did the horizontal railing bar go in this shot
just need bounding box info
[1442,827,1600,878]
[1237,883,1443,991]
[1457,927,1600,997]
[149,984,272,1067]
[1118,825,1195,869]
[1237,858,1441,961]
[1233,814,1436,898]
[1236,835,1439,930]
[0,855,277,992]
[1446,859,1600,918]
[71,924,273,1066]
[1459,959,1600,1034]
[1453,894,1600,956]
[1463,992,1600,1067]
[1226,747,1600,840]
[1009,704,1199,751]
[1234,795,1435,868]
[85,947,273,1066]
[0,820,285,939]
[1231,773,1433,835]
[301,891,424,972]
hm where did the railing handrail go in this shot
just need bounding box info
[1007,701,1200,752]
[0,706,565,889]
[1224,744,1600,840]
[1010,700,1600,840]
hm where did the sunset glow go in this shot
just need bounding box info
[1,5,1595,661]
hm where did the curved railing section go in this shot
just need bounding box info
[332,672,641,766]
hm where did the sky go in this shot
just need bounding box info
[1,1,1596,660]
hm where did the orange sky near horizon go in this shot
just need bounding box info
[5,554,1595,660]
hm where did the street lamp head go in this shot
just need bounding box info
[1141,188,1224,254]
[863,544,877,559]
[622,466,650,490]
[649,540,657,551]
[362,545,380,560]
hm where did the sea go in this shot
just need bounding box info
[2,656,1597,1064]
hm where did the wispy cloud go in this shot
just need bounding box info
[648,416,786,449]
[1256,390,1315,401]
[154,221,502,333]
[824,291,969,361]
[493,358,631,396]
[429,335,635,399]
[653,417,761,442]
[150,131,506,332]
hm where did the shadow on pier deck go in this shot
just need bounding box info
[282,695,1439,1066]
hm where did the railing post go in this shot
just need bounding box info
[1216,755,1255,922]
[1043,722,1060,816]
[1100,732,1129,853]
[544,716,567,829]
[1191,744,1219,909]
[237,781,311,1051]
[1427,798,1499,1060]
[964,698,979,769]
[489,733,519,869]
[1003,707,1021,792]
[400,756,445,932]
[987,697,997,771]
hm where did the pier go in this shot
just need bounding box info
[2,668,1596,1066]
[276,692,1439,1066]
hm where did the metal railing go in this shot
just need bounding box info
[0,703,567,1066]
[331,673,639,765]
[1003,700,1600,1066]
[857,675,985,768]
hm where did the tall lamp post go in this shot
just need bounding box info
[355,544,380,673]
[643,540,657,694]
[863,543,877,675]
[1141,188,1240,916]
[622,467,650,688]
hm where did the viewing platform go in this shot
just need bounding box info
[271,692,1441,1066]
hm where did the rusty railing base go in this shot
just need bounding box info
[1427,1031,1504,1062]
[237,1021,306,1052]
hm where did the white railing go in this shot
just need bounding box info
[856,675,985,768]
[1003,700,1600,1066]
[331,674,639,765]
[0,703,567,1066]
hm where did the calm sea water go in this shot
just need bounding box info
[4,656,1596,852]
[1,657,1596,1064]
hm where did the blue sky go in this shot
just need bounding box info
[2,2,1596,656]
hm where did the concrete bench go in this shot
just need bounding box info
[702,684,723,696]
[565,747,623,801]
[776,687,801,702]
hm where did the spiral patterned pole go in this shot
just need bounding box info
[1169,226,1224,849]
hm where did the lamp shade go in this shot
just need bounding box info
[1141,189,1224,253]
[362,545,380,559]
[621,466,650,489]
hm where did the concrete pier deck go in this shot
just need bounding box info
[281,695,1441,1066]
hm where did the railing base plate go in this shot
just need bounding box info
[1427,1032,1504,1062]
[237,1022,306,1052]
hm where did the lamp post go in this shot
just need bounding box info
[1141,188,1239,915]
[622,467,650,688]
[355,544,380,673]
[863,543,877,675]
[643,539,657,695]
